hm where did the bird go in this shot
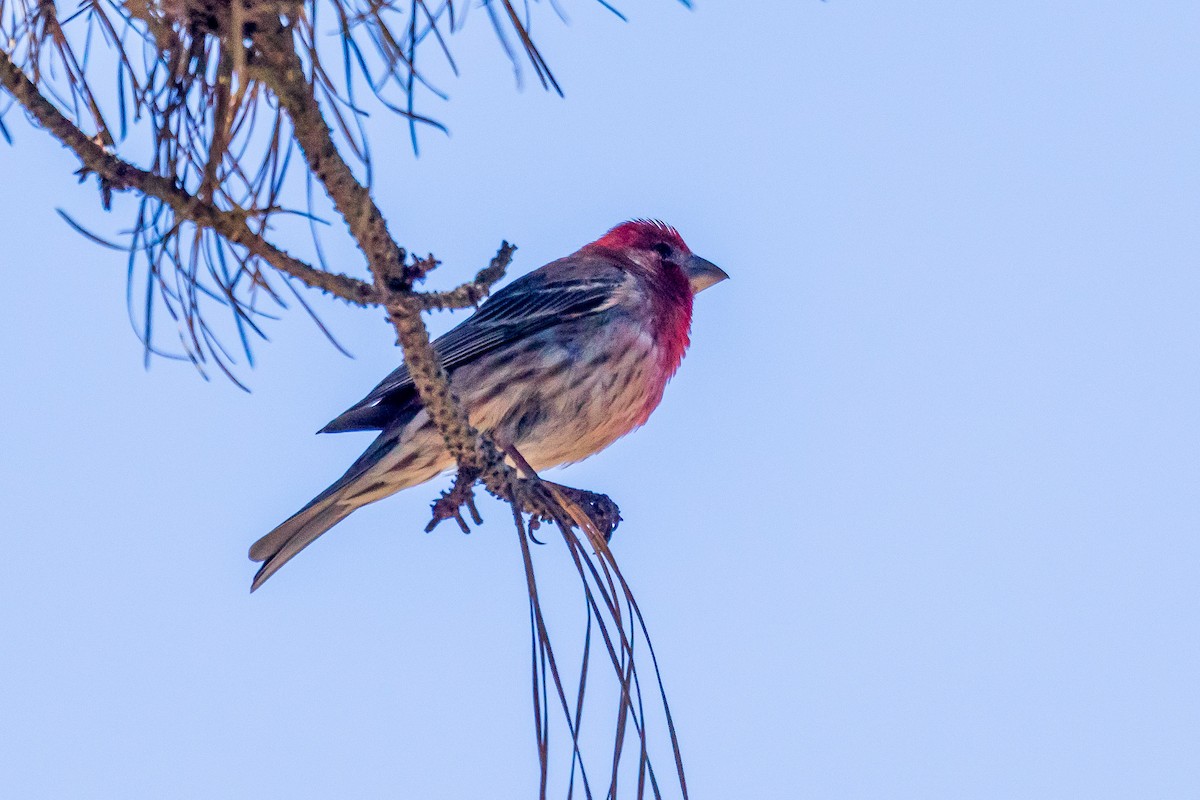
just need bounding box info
[248,220,728,591]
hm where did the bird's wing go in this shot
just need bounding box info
[320,261,628,433]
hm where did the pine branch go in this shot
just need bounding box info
[252,20,525,496]
[0,49,376,306]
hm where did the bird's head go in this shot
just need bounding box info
[592,219,729,294]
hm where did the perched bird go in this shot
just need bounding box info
[249,220,728,591]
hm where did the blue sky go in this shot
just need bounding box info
[1,1,1198,797]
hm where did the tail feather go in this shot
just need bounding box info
[249,498,355,592]
[248,418,441,592]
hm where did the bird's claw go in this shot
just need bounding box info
[425,463,620,548]
[425,468,483,534]
[537,483,622,543]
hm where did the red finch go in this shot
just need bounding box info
[249,220,727,590]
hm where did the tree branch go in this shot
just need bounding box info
[4,23,594,524]
[419,242,517,311]
[0,48,376,306]
[3,5,688,790]
[252,22,526,487]
[251,24,409,291]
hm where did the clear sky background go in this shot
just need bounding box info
[2,1,1198,797]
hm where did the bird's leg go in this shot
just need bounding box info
[425,465,483,533]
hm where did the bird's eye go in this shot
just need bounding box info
[653,242,673,259]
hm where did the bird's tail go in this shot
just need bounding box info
[249,496,355,592]
[247,419,443,592]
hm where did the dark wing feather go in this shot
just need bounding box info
[319,266,626,433]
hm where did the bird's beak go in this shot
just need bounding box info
[685,254,729,294]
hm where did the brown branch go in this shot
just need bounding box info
[419,241,516,310]
[371,257,511,473]
[6,9,608,534]
[252,21,529,490]
[251,24,408,290]
[0,48,376,306]
[5,6,685,790]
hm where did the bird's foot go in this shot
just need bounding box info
[531,482,622,543]
[495,443,622,544]
[425,467,483,534]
